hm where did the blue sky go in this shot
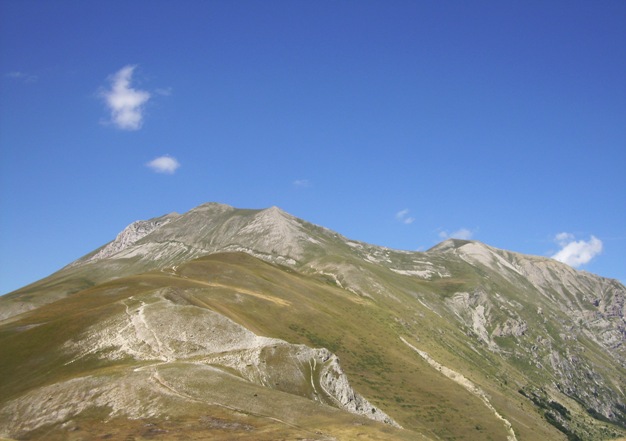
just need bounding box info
[1,0,625,294]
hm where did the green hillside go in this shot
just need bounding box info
[1,203,624,440]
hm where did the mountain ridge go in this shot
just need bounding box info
[1,202,624,440]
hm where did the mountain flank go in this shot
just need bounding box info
[1,202,625,440]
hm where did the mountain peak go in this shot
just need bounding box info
[426,238,475,253]
[259,205,296,221]
[189,201,236,213]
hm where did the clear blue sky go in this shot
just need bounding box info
[1,0,625,294]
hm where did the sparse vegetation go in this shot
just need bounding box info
[1,203,625,441]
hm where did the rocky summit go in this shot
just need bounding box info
[1,202,625,440]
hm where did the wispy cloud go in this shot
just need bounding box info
[155,87,173,96]
[146,155,180,174]
[439,228,474,240]
[293,179,312,188]
[5,71,37,83]
[101,65,150,130]
[551,232,602,268]
[396,209,415,224]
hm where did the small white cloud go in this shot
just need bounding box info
[551,233,602,268]
[439,228,474,240]
[146,155,180,174]
[396,209,415,225]
[155,87,173,96]
[101,65,150,130]
[555,232,575,246]
[293,179,312,188]
[5,71,37,82]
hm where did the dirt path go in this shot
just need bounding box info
[401,337,517,441]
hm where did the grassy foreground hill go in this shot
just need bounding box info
[1,203,625,440]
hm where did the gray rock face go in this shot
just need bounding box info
[81,214,179,264]
[429,240,626,426]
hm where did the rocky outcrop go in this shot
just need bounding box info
[319,353,401,427]
[76,213,179,265]
[63,287,399,428]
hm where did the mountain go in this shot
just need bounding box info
[1,202,625,441]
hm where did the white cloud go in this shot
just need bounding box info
[146,155,180,174]
[155,87,173,96]
[293,179,312,188]
[439,228,474,240]
[551,233,602,268]
[101,65,150,130]
[5,71,37,82]
[555,232,575,246]
[396,209,415,224]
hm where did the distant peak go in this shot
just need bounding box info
[254,206,298,224]
[190,202,235,212]
[426,238,475,253]
[262,205,290,216]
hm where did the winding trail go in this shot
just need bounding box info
[401,337,517,441]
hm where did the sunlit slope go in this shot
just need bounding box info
[0,253,420,440]
[0,203,359,320]
[1,202,625,440]
[0,251,603,440]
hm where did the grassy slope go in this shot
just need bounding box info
[1,252,624,440]
[0,253,420,440]
[171,253,558,439]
